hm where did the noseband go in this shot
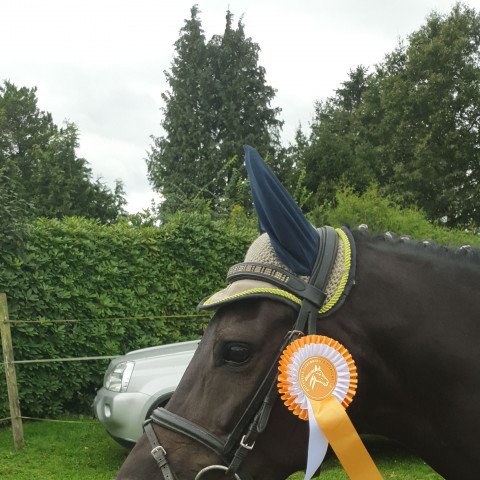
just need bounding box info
[144,227,354,479]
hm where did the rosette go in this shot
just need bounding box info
[278,335,382,480]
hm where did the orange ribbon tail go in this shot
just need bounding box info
[311,396,383,480]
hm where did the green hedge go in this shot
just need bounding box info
[310,185,480,247]
[1,190,477,420]
[0,212,256,418]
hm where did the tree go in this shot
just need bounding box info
[0,81,126,223]
[0,165,31,254]
[0,81,54,200]
[147,6,215,216]
[365,4,480,227]
[32,121,127,221]
[147,7,283,216]
[207,12,283,187]
[297,4,480,228]
[296,66,373,209]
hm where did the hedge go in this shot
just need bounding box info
[310,185,480,247]
[1,190,478,420]
[0,212,256,418]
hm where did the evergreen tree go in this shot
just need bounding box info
[334,65,368,112]
[364,5,480,227]
[0,81,54,200]
[208,12,282,193]
[297,66,373,209]
[0,81,126,223]
[297,4,480,228]
[147,7,283,215]
[0,165,31,256]
[147,6,215,215]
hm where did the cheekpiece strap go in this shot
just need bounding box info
[144,420,177,480]
[295,226,338,334]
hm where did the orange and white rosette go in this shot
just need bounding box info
[278,335,383,480]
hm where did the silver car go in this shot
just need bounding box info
[93,340,198,446]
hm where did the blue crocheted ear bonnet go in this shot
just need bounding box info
[198,146,354,315]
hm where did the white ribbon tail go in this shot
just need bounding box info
[304,399,329,480]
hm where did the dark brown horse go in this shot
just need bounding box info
[117,148,480,480]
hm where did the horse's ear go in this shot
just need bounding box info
[244,145,319,276]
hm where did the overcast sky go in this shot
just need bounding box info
[2,0,476,213]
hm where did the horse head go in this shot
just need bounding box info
[307,365,330,389]
[117,147,480,480]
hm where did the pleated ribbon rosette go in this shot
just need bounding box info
[278,335,383,480]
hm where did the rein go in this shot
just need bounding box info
[144,227,353,480]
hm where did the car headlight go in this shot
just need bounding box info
[105,361,135,392]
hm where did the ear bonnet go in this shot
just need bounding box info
[198,146,355,318]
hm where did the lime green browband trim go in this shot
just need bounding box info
[202,287,302,307]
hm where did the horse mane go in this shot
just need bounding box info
[351,226,480,266]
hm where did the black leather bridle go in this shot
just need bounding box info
[144,227,354,480]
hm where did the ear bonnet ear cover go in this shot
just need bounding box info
[244,145,319,276]
[198,146,353,313]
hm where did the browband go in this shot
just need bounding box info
[227,226,339,313]
[227,262,326,307]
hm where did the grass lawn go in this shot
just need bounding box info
[0,419,443,479]
[289,439,443,479]
[0,418,127,480]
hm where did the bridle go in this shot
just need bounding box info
[144,227,353,479]
[144,227,355,480]
[146,327,304,480]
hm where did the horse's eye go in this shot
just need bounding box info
[222,342,251,365]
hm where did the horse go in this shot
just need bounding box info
[116,147,480,480]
